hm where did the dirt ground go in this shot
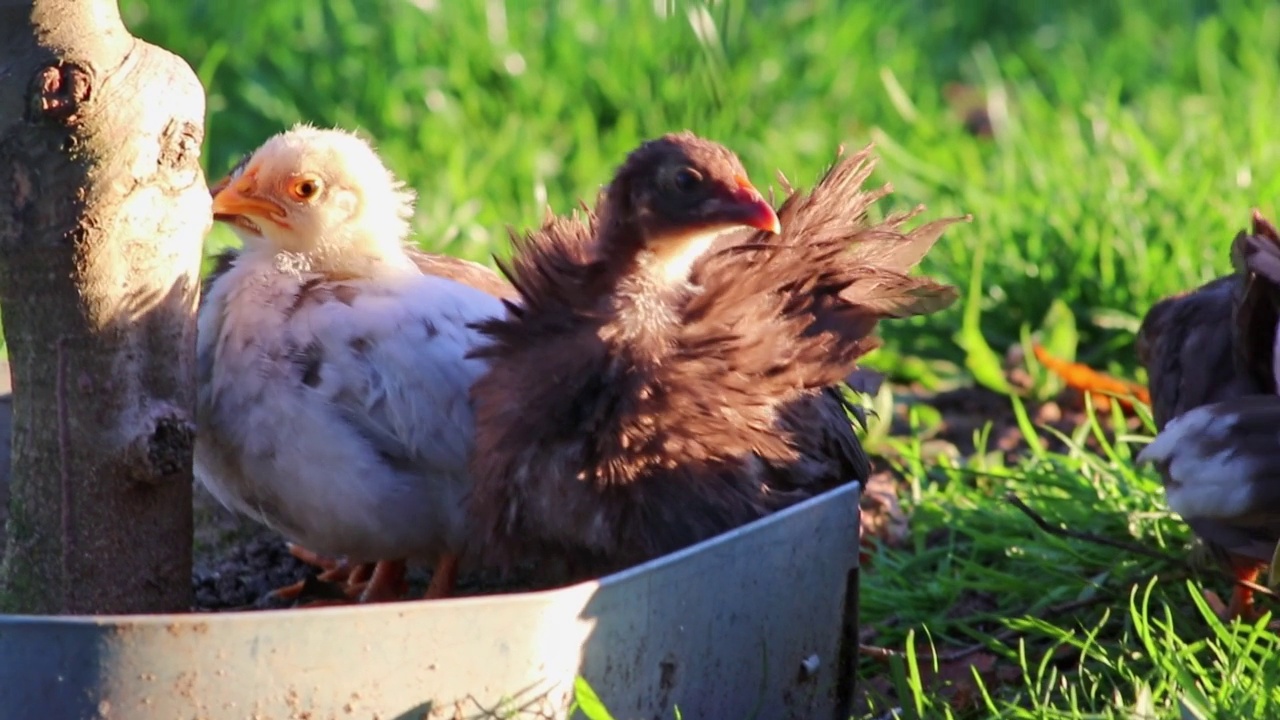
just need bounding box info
[189,489,314,610]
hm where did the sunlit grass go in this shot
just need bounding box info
[853,394,1267,718]
[121,0,1280,378]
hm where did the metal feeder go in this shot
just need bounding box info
[0,478,860,719]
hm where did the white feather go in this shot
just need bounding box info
[647,225,735,285]
[1272,320,1280,390]
[196,252,504,563]
[1137,404,1259,521]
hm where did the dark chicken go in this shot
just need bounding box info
[1136,211,1280,620]
[467,133,961,581]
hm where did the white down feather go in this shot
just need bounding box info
[196,250,505,564]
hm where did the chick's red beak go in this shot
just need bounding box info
[725,175,781,234]
[210,167,289,229]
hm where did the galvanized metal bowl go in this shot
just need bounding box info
[0,480,860,719]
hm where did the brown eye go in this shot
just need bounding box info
[672,167,702,193]
[289,176,322,202]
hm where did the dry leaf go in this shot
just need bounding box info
[860,471,910,564]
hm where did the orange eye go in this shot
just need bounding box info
[289,176,322,201]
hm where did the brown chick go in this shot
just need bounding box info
[467,134,960,584]
[1137,210,1280,620]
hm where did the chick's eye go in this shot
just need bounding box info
[672,167,702,193]
[290,177,321,201]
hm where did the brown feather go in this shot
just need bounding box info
[1231,213,1280,396]
[468,142,961,579]
[1138,211,1280,590]
[201,248,241,300]
[1137,274,1260,428]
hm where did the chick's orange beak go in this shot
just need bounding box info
[210,168,288,228]
[728,175,781,234]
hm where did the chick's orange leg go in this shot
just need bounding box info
[356,559,409,603]
[423,552,460,600]
[294,567,376,608]
[346,561,374,588]
[271,544,367,601]
[1224,563,1262,621]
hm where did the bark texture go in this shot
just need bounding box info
[0,0,208,613]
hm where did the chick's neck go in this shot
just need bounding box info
[244,226,414,280]
[595,217,707,358]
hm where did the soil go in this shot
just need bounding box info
[190,490,311,611]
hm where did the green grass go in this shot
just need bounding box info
[123,0,1280,378]
[113,0,1280,716]
[851,396,1280,718]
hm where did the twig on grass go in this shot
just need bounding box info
[1005,492,1279,601]
[860,491,1280,668]
[1005,492,1179,563]
[859,592,1115,664]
